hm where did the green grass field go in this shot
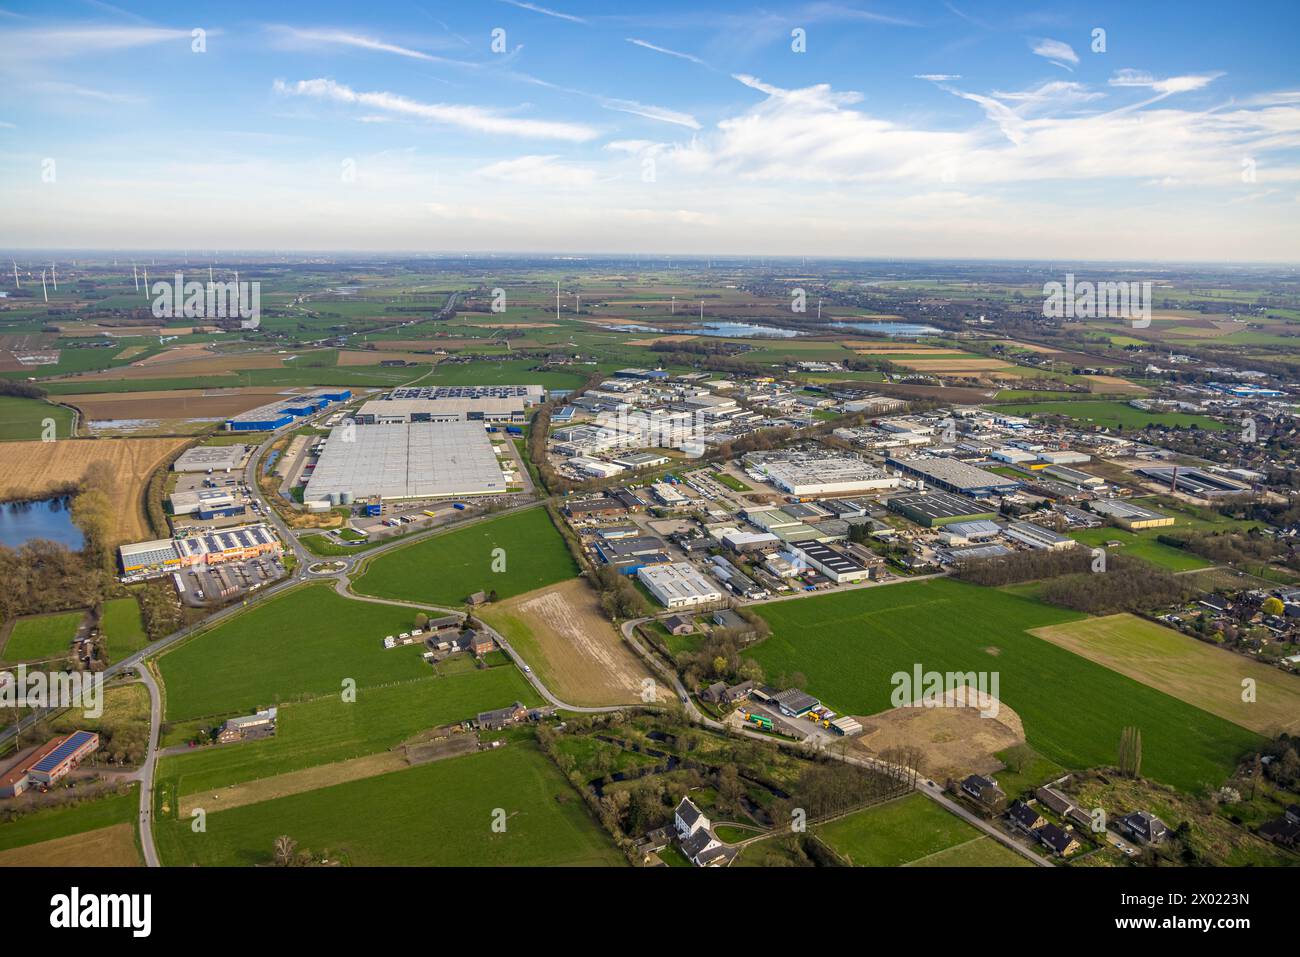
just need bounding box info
[0,395,76,442]
[1,611,83,663]
[1068,526,1212,571]
[156,584,434,721]
[816,794,1012,866]
[352,507,579,607]
[101,597,149,659]
[159,663,541,796]
[750,579,1261,793]
[993,399,1225,431]
[421,359,586,391]
[907,835,1035,866]
[156,742,623,867]
[0,786,138,852]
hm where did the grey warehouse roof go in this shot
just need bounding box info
[304,421,506,502]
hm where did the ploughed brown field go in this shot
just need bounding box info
[62,387,295,421]
[0,437,186,542]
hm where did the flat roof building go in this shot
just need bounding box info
[637,562,725,608]
[1002,521,1078,551]
[120,523,282,575]
[225,390,350,432]
[304,421,507,503]
[746,451,900,496]
[1088,498,1175,529]
[794,541,869,583]
[887,456,1020,498]
[887,491,999,527]
[1134,466,1251,498]
[173,444,248,472]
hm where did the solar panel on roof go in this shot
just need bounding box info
[205,536,220,551]
[32,731,95,773]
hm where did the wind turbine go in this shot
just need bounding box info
[41,269,48,302]
[50,262,57,292]
[132,263,139,293]
[555,281,560,320]
[12,261,19,289]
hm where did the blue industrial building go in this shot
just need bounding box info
[224,390,352,432]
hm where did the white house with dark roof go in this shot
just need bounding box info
[674,796,730,866]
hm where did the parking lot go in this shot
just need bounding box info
[175,555,287,607]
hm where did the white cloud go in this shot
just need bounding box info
[476,154,598,187]
[273,77,599,141]
[600,97,700,130]
[498,0,587,24]
[915,74,962,82]
[33,81,144,105]
[265,27,453,62]
[0,25,192,59]
[626,38,708,67]
[1030,38,1079,70]
[1109,68,1223,95]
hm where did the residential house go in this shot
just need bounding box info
[1038,823,1081,857]
[1259,818,1300,848]
[663,615,695,636]
[721,680,756,705]
[1007,800,1046,834]
[962,774,1007,809]
[1117,810,1168,845]
[701,681,727,704]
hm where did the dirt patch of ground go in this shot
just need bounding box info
[404,732,481,764]
[484,579,654,707]
[850,689,1026,782]
[892,358,1020,373]
[178,750,410,817]
[0,822,140,867]
[63,388,290,421]
[0,437,186,542]
[1081,375,1148,395]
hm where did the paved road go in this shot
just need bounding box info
[131,668,163,867]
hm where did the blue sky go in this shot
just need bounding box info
[1,0,1298,260]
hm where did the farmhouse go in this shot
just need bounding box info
[217,707,278,743]
[673,796,731,867]
[476,701,528,731]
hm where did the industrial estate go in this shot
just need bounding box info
[5,253,1299,880]
[0,4,1297,925]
